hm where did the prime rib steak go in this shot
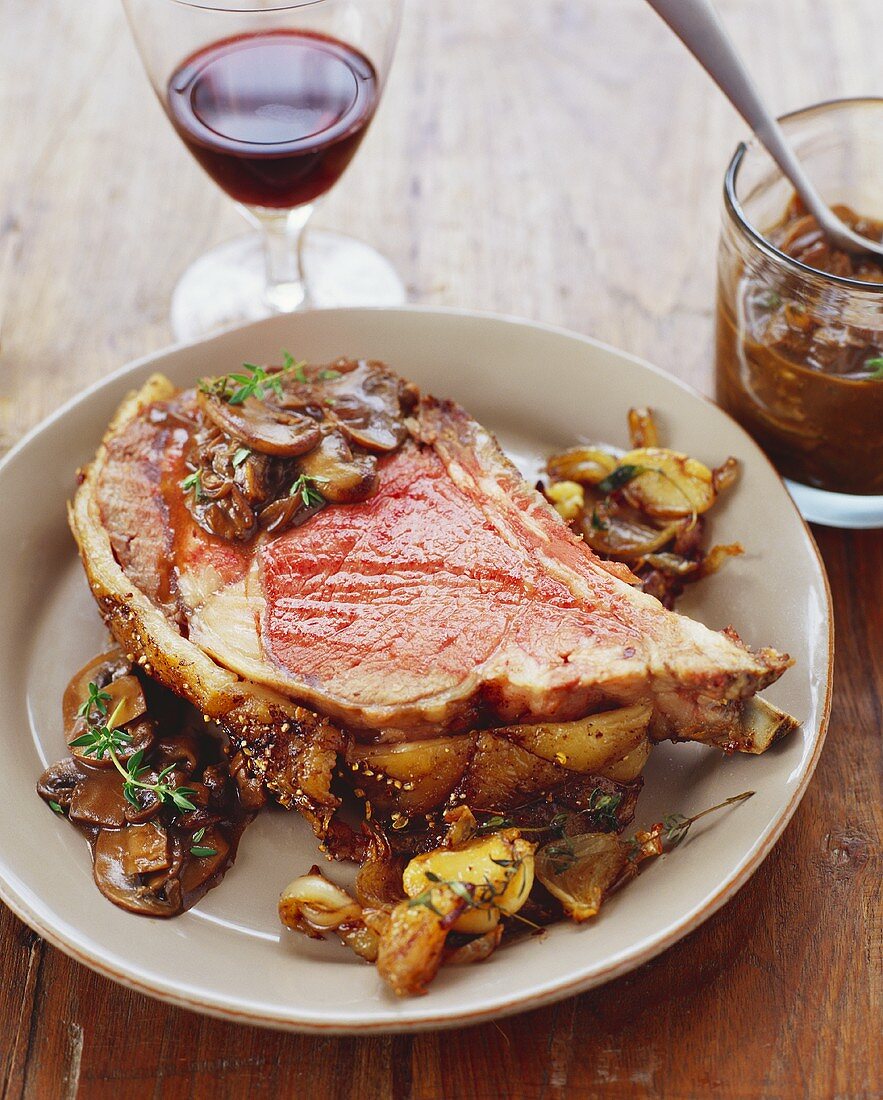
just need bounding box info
[70,364,793,756]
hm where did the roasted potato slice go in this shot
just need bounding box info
[545,480,585,521]
[617,448,717,518]
[403,831,535,934]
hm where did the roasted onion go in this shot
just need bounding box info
[534,832,629,922]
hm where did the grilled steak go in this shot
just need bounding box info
[71,363,793,764]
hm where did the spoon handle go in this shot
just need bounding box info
[645,0,828,219]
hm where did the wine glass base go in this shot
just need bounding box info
[784,479,883,529]
[170,229,406,343]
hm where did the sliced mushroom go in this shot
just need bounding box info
[62,649,132,732]
[151,731,201,775]
[66,712,155,770]
[37,757,87,812]
[257,493,322,535]
[102,675,147,726]
[69,768,131,828]
[179,827,231,901]
[93,826,180,916]
[198,391,322,457]
[299,431,378,504]
[326,361,410,453]
[189,481,257,543]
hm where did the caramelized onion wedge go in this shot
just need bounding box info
[299,432,378,504]
[198,391,321,456]
[499,704,651,774]
[535,832,629,922]
[443,923,504,966]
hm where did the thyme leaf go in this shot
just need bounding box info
[596,464,644,494]
[283,350,309,384]
[180,470,203,500]
[77,681,110,720]
[587,788,623,831]
[662,790,754,848]
[407,860,524,916]
[590,507,609,532]
[864,356,883,380]
[289,473,326,510]
[232,446,251,468]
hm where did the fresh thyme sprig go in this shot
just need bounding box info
[289,473,326,509]
[587,789,623,832]
[474,811,569,837]
[283,350,309,384]
[70,700,197,814]
[69,700,133,760]
[660,790,755,849]
[198,351,307,405]
[77,681,110,720]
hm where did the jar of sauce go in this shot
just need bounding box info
[715,99,883,526]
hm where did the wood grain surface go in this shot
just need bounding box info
[1,1,880,1096]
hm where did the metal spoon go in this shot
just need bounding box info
[645,0,883,260]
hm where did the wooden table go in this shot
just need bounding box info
[1,1,880,1095]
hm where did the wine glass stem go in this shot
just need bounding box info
[259,206,313,312]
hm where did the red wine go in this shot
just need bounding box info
[167,31,378,209]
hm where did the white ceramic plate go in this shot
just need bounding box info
[0,308,832,1033]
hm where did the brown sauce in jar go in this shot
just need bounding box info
[716,196,883,494]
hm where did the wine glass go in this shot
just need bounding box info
[122,0,405,340]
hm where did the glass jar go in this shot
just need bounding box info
[715,98,883,528]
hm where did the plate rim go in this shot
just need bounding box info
[0,305,834,1033]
